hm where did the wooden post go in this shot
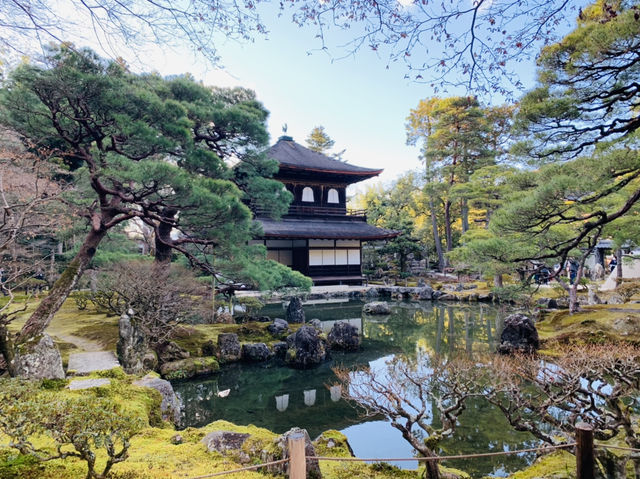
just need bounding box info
[288,432,306,479]
[576,422,594,479]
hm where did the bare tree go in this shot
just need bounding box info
[333,354,486,479]
[0,131,68,373]
[485,345,640,477]
[94,260,210,348]
[1,0,584,94]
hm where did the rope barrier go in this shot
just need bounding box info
[308,443,577,463]
[186,440,640,478]
[188,458,290,479]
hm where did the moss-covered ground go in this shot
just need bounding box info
[537,303,640,349]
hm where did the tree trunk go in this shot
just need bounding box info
[568,285,579,314]
[444,200,453,253]
[493,273,503,288]
[429,197,445,272]
[421,452,440,479]
[16,227,108,344]
[0,324,16,376]
[616,248,623,286]
[461,198,469,233]
[154,211,177,263]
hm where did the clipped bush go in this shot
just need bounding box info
[0,379,144,478]
[73,291,91,311]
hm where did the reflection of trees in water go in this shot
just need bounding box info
[176,300,526,476]
[440,397,537,476]
[363,301,504,359]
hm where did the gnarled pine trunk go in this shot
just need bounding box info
[16,227,108,345]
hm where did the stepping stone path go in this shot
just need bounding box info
[67,351,120,375]
[68,378,111,390]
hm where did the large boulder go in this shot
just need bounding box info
[309,319,322,330]
[267,318,290,337]
[285,325,327,368]
[364,287,380,299]
[363,301,391,315]
[217,333,242,362]
[327,322,360,351]
[11,333,64,379]
[286,297,305,323]
[156,341,190,364]
[242,343,273,362]
[417,286,434,300]
[117,310,153,374]
[274,428,322,479]
[201,431,252,464]
[159,357,219,380]
[497,313,540,355]
[272,341,288,359]
[133,374,181,424]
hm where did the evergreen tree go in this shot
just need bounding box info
[0,46,305,372]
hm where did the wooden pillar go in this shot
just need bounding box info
[288,432,306,479]
[576,422,594,479]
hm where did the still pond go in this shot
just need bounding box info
[173,300,537,477]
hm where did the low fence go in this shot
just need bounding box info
[190,423,637,479]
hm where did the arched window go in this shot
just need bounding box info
[327,188,339,204]
[302,187,314,202]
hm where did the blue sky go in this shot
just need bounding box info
[149,18,432,187]
[140,5,542,190]
[44,1,571,189]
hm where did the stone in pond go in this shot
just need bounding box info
[362,301,391,314]
[286,297,305,323]
[327,322,360,351]
[497,313,540,355]
[267,318,290,336]
[285,325,327,368]
[242,343,273,362]
[218,333,242,362]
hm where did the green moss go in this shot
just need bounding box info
[313,430,353,458]
[439,465,471,478]
[40,378,68,391]
[509,451,575,479]
[537,305,640,349]
[94,367,127,379]
[0,450,44,479]
[160,356,219,380]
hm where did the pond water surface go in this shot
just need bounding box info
[173,300,538,477]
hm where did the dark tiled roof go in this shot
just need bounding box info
[258,218,399,240]
[267,137,383,176]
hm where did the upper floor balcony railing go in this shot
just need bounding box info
[253,204,367,220]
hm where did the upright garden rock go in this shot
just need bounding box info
[217,333,242,362]
[285,325,327,368]
[327,322,360,351]
[133,374,181,424]
[117,310,152,374]
[417,286,434,300]
[363,301,391,314]
[11,333,64,379]
[286,297,305,323]
[497,313,540,354]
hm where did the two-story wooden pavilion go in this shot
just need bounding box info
[250,136,398,285]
